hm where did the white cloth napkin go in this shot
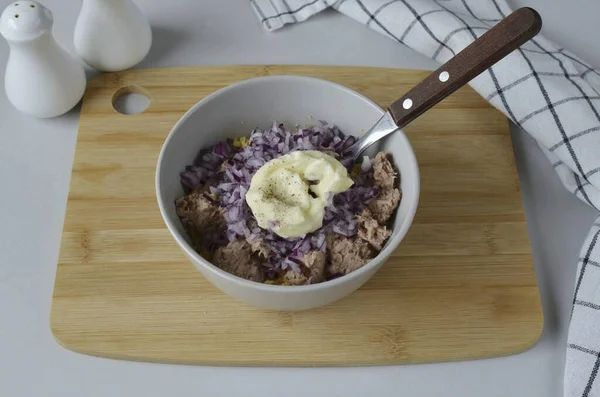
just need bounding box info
[250,1,600,395]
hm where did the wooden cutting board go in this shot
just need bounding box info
[50,65,543,366]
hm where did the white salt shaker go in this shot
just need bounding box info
[0,1,86,118]
[74,0,152,72]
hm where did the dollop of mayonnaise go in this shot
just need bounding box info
[245,150,354,238]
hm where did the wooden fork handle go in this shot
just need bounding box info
[388,7,542,128]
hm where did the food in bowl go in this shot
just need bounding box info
[174,121,401,286]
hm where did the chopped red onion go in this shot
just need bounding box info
[214,141,230,157]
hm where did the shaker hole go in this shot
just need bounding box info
[14,14,19,18]
[30,4,35,7]
[112,86,151,115]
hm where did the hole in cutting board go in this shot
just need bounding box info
[112,86,150,115]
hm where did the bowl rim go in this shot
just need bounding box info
[156,74,420,292]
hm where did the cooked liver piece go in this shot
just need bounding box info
[283,251,327,286]
[357,209,392,250]
[368,152,401,224]
[250,240,270,258]
[283,271,307,286]
[368,187,401,224]
[373,152,397,189]
[175,190,226,234]
[327,235,374,276]
[175,190,227,252]
[213,240,264,282]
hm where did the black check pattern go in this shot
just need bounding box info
[250,0,600,394]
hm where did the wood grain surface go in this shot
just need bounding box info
[50,65,543,366]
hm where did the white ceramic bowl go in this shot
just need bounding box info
[156,75,420,311]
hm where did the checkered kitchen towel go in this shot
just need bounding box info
[250,0,600,395]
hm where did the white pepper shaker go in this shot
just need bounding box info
[74,0,152,72]
[0,1,86,118]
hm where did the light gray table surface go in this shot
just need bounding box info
[1,0,599,396]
